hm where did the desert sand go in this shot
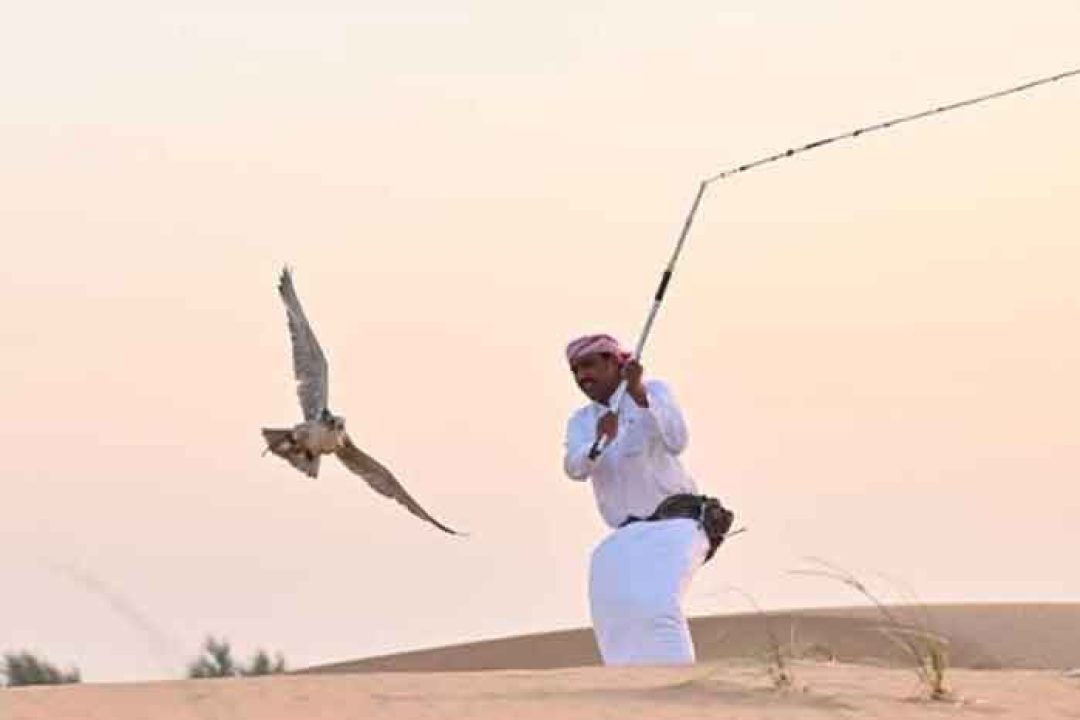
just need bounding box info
[308,603,1080,673]
[4,604,1079,720]
[5,662,1080,720]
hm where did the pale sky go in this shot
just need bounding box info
[1,1,1077,682]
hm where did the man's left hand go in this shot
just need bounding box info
[622,359,648,407]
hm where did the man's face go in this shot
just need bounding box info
[571,352,622,404]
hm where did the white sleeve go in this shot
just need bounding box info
[642,380,688,455]
[563,411,596,481]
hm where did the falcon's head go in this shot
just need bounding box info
[319,408,346,430]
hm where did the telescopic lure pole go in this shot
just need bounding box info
[593,65,1080,456]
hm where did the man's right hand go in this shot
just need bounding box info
[596,412,618,443]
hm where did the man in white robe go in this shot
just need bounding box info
[562,333,716,665]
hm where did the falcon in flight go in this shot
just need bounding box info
[261,267,458,534]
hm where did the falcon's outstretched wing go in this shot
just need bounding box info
[278,267,328,421]
[335,435,458,534]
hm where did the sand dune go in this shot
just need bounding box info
[304,602,1080,674]
[5,662,1080,720]
[5,603,1078,720]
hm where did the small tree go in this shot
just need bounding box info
[187,637,286,679]
[2,652,81,687]
[242,649,286,677]
[187,636,239,679]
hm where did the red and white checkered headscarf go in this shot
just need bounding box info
[565,333,633,366]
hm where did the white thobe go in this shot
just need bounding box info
[563,379,709,665]
[563,380,698,528]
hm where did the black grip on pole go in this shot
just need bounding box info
[654,270,673,302]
